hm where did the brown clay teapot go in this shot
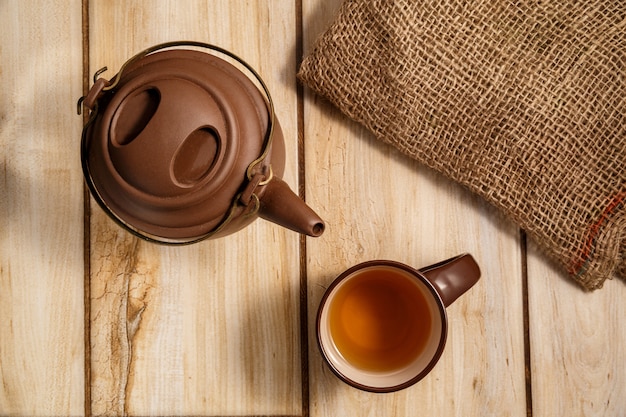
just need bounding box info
[78,41,324,243]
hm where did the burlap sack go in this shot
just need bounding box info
[299,0,626,290]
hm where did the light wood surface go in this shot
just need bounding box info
[1,1,624,416]
[0,1,85,415]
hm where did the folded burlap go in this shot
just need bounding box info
[299,0,626,290]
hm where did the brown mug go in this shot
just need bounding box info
[316,254,480,392]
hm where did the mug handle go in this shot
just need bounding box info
[418,254,481,307]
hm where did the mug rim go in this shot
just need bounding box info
[316,260,449,393]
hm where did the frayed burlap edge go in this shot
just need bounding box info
[565,200,626,290]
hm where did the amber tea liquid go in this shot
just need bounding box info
[328,267,432,372]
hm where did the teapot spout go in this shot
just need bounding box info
[257,178,325,237]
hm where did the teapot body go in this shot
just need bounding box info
[80,43,322,243]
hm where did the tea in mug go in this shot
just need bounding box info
[328,267,432,372]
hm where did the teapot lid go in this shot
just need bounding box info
[79,42,278,242]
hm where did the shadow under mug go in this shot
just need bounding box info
[316,253,481,392]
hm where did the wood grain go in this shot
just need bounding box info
[299,0,535,415]
[301,97,528,416]
[87,1,302,415]
[301,4,526,416]
[0,1,85,415]
[527,245,626,416]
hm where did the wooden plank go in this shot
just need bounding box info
[301,1,528,415]
[87,1,302,415]
[527,245,626,416]
[0,1,85,415]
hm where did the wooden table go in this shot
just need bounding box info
[2,1,624,416]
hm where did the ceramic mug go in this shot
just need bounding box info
[316,254,480,392]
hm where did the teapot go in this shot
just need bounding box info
[77,41,324,243]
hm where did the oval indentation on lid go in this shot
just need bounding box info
[171,127,220,187]
[112,87,160,146]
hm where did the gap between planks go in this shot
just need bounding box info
[520,229,533,417]
[81,1,92,416]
